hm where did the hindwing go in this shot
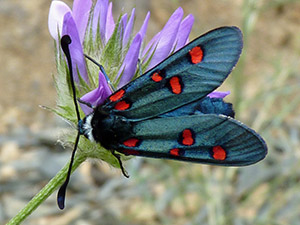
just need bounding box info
[116,114,267,165]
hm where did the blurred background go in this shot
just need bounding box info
[1,0,300,224]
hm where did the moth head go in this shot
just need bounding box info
[78,114,95,142]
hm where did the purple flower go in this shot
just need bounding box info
[62,12,89,84]
[115,12,150,87]
[207,91,231,99]
[105,2,115,41]
[48,0,92,44]
[142,8,194,70]
[79,71,112,115]
[49,0,195,116]
[92,0,109,42]
[116,34,142,89]
[48,0,91,84]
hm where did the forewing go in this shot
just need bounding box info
[116,114,267,166]
[102,27,243,120]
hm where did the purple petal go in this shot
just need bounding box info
[72,0,92,43]
[142,31,160,57]
[105,2,115,42]
[99,0,109,42]
[174,14,194,51]
[93,0,109,42]
[117,34,142,88]
[80,71,112,115]
[123,8,135,46]
[207,91,231,99]
[138,11,150,41]
[62,12,89,84]
[119,13,128,38]
[48,1,71,40]
[146,7,184,69]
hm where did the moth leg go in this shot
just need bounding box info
[112,151,130,178]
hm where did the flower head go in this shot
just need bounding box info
[48,0,235,177]
[49,0,194,116]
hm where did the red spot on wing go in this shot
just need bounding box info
[121,149,140,155]
[212,146,226,160]
[114,100,130,110]
[123,138,140,147]
[181,129,194,146]
[170,148,180,156]
[169,76,182,94]
[189,46,203,64]
[151,71,163,82]
[109,89,125,102]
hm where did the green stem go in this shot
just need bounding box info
[7,153,86,225]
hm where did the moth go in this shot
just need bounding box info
[57,26,267,209]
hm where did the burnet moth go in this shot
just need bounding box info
[58,27,267,209]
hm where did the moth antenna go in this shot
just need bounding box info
[57,35,82,210]
[61,35,81,122]
[84,54,116,92]
[57,133,80,209]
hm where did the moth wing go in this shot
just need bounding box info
[116,114,267,166]
[103,27,243,120]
